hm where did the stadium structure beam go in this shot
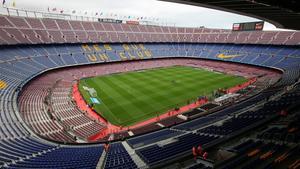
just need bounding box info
[161,0,300,30]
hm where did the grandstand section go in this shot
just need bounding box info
[0,14,300,45]
[0,4,300,169]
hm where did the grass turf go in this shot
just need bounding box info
[78,66,247,126]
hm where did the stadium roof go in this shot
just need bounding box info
[161,0,300,30]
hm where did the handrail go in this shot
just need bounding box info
[0,6,175,26]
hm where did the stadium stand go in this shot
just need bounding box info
[0,15,300,45]
[4,144,104,169]
[15,56,280,142]
[104,143,138,169]
[136,133,220,165]
[0,4,299,168]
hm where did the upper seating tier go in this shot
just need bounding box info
[0,15,299,45]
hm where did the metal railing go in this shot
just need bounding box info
[0,6,176,26]
[0,6,104,22]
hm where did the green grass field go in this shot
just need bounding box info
[78,66,246,126]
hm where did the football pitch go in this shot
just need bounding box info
[78,66,246,126]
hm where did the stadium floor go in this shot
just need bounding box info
[78,66,246,126]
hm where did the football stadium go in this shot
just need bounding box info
[0,0,300,168]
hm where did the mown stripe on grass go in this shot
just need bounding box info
[79,66,247,126]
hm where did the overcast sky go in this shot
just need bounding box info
[1,0,280,30]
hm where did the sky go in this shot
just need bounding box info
[0,0,280,30]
